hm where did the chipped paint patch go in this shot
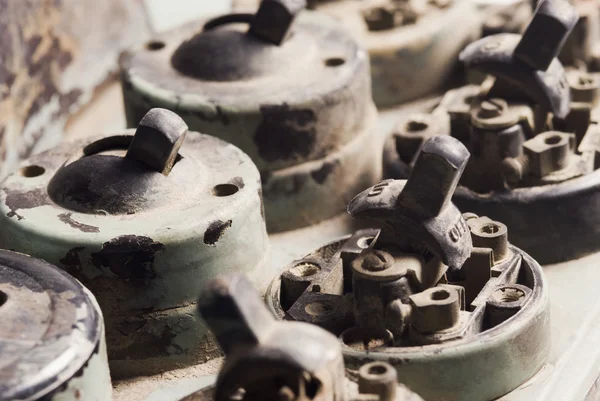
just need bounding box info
[58,213,100,233]
[311,160,340,184]
[203,220,233,246]
[91,235,164,281]
[4,187,49,220]
[254,104,317,163]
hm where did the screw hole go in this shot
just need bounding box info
[146,40,165,51]
[406,119,429,132]
[0,291,7,307]
[324,57,345,67]
[493,287,526,303]
[367,363,389,376]
[289,262,321,277]
[579,76,593,86]
[430,289,450,301]
[212,183,239,197]
[481,223,500,234]
[304,300,334,316]
[544,135,562,145]
[20,165,45,178]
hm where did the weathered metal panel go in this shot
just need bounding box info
[0,0,150,178]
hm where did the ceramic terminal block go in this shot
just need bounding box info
[287,292,354,335]
[486,284,532,327]
[351,249,413,335]
[468,217,509,263]
[568,70,600,105]
[409,287,461,333]
[280,260,325,309]
[126,108,188,176]
[358,362,398,401]
[469,98,519,130]
[524,131,575,176]
[249,0,306,45]
[514,0,579,71]
[438,85,480,143]
[392,113,450,165]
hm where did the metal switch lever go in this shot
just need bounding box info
[459,0,578,118]
[199,274,346,401]
[126,108,188,176]
[348,136,472,272]
[249,0,306,45]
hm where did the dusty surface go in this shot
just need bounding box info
[109,206,600,401]
[68,83,600,400]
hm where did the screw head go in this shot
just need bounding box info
[478,98,507,119]
[362,250,390,271]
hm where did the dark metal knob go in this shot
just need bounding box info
[126,108,188,176]
[249,0,306,45]
[348,136,472,272]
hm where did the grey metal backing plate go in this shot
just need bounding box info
[63,85,600,401]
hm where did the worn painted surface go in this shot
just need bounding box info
[121,11,381,232]
[249,0,482,108]
[0,251,112,401]
[121,12,373,171]
[0,129,270,379]
[85,101,600,400]
[110,205,600,401]
[266,205,549,401]
[0,0,150,178]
